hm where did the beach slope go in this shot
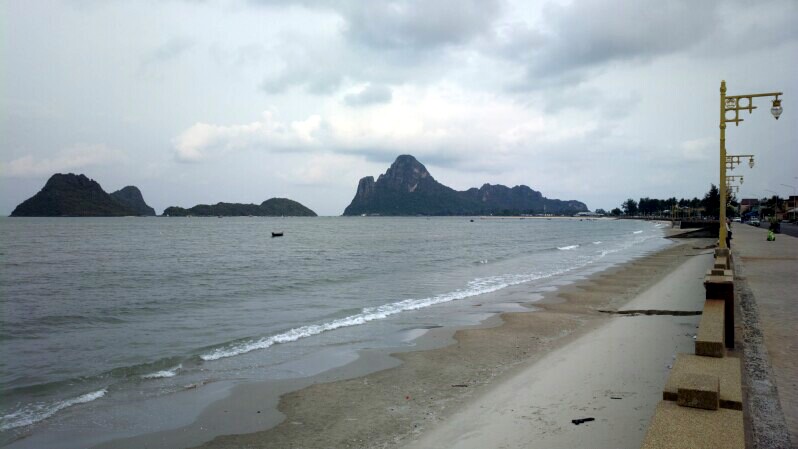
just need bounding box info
[191,240,712,449]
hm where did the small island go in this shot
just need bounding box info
[162,198,316,217]
[10,173,156,217]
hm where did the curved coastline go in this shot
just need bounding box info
[91,231,707,449]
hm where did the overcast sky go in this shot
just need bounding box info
[2,0,797,215]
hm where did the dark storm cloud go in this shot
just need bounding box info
[344,84,392,106]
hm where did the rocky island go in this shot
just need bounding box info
[110,186,156,216]
[163,198,316,217]
[343,155,588,216]
[10,173,155,217]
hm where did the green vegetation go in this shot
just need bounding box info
[617,184,736,219]
[163,198,316,217]
[343,155,588,216]
[11,173,143,217]
[110,186,156,216]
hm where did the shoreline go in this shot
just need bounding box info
[95,234,709,449]
[404,242,713,449]
[2,219,668,449]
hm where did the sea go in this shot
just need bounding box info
[0,216,670,448]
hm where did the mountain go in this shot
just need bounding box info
[10,174,143,217]
[343,155,588,216]
[110,186,156,216]
[162,198,317,217]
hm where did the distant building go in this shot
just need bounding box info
[740,198,759,215]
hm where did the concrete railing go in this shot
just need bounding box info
[641,248,745,449]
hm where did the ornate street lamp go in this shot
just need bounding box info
[726,154,754,171]
[718,81,783,248]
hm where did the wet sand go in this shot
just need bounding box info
[174,238,714,449]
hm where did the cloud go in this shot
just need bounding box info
[249,0,502,49]
[250,0,503,95]
[172,83,610,172]
[680,137,713,161]
[505,0,720,88]
[282,152,373,186]
[0,144,125,178]
[343,84,393,106]
[342,0,502,49]
[142,37,194,66]
[172,112,324,162]
[258,21,349,95]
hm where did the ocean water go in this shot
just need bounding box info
[0,216,669,446]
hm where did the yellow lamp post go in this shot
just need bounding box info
[719,81,783,248]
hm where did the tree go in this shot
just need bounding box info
[595,208,607,215]
[611,208,622,216]
[622,198,638,216]
[702,184,720,219]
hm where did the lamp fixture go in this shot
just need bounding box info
[771,97,783,120]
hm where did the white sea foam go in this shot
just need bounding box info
[201,269,575,362]
[557,245,579,250]
[142,364,182,379]
[633,230,643,234]
[201,231,667,363]
[593,241,602,245]
[0,389,106,432]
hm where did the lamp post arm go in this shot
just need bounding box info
[726,92,783,100]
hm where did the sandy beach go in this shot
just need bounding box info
[157,237,714,449]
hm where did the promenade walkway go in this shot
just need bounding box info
[732,223,798,445]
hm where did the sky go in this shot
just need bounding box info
[2,0,797,216]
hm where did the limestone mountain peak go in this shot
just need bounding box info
[378,155,436,193]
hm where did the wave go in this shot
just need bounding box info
[141,365,182,379]
[592,241,602,245]
[0,389,106,432]
[201,234,669,363]
[200,268,576,362]
[633,230,643,234]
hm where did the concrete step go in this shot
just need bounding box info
[663,353,742,410]
[677,373,719,410]
[695,299,725,357]
[641,401,744,449]
[703,275,735,349]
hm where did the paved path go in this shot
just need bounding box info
[732,223,798,445]
[778,222,798,238]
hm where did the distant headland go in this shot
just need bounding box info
[343,155,588,216]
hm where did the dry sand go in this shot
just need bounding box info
[188,238,714,449]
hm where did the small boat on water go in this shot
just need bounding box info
[272,232,284,237]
